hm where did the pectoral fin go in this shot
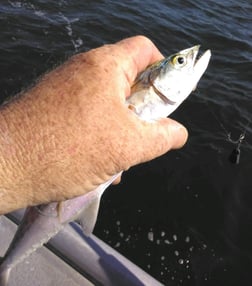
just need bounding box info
[76,196,101,236]
[76,173,122,236]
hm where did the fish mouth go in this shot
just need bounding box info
[193,46,211,78]
[191,45,201,66]
[188,46,211,92]
[183,45,211,91]
[178,45,211,75]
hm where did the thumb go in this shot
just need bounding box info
[133,118,188,165]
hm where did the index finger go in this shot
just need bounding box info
[115,35,164,84]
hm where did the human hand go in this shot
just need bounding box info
[0,36,187,213]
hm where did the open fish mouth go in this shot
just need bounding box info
[194,47,211,77]
[178,46,210,94]
[185,46,211,93]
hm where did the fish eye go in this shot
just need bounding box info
[172,55,187,67]
[177,56,185,64]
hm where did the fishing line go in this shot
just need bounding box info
[196,92,250,164]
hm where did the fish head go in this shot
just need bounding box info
[150,45,211,105]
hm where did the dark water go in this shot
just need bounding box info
[1,1,252,285]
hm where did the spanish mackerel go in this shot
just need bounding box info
[0,45,211,285]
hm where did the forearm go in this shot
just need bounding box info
[0,98,35,213]
[0,50,130,214]
[0,56,94,213]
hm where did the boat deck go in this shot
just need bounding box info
[0,211,163,286]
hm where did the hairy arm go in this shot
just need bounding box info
[0,36,187,214]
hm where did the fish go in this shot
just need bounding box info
[0,45,211,285]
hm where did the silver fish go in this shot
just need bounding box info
[0,45,211,285]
